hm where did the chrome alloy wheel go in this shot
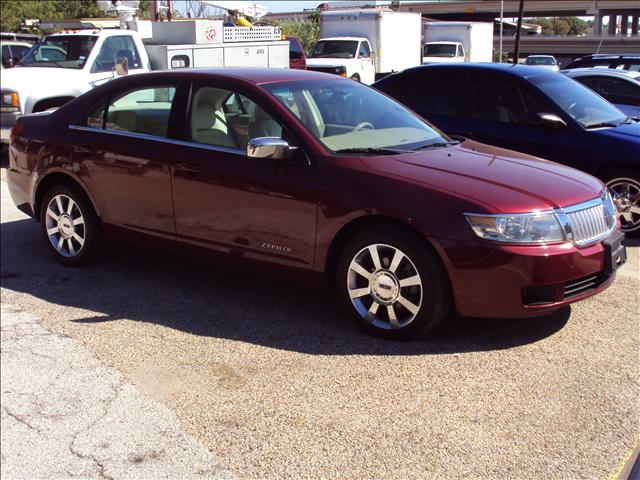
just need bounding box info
[608,178,640,233]
[347,243,423,330]
[44,194,86,258]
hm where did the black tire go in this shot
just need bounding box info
[40,183,102,266]
[336,226,451,340]
[602,168,640,236]
[350,74,360,82]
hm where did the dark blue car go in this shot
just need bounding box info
[374,63,640,234]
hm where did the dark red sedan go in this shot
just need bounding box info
[7,69,626,339]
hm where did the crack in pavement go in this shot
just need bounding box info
[1,303,234,479]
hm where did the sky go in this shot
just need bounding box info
[262,1,321,13]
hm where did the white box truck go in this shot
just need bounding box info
[306,9,422,84]
[422,21,493,64]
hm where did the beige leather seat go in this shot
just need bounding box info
[191,89,237,148]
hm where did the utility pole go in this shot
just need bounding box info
[513,0,525,64]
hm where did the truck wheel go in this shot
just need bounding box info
[40,184,102,266]
[336,226,451,340]
[350,73,360,82]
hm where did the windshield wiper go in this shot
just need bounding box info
[334,147,409,155]
[584,122,618,129]
[413,139,460,151]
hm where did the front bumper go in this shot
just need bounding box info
[443,232,626,318]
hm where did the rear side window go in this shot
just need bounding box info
[103,86,176,137]
[470,75,547,125]
[386,71,465,118]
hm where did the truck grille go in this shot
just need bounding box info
[562,194,616,246]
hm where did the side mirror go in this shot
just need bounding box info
[535,112,568,130]
[114,56,128,76]
[247,137,292,160]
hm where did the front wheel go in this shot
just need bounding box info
[336,227,451,340]
[40,184,102,265]
[603,170,640,235]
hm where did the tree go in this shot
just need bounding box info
[526,16,588,35]
[276,18,320,52]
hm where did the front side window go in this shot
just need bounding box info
[19,35,97,69]
[456,45,464,57]
[263,79,448,153]
[470,75,547,125]
[91,35,142,73]
[532,74,627,128]
[309,40,358,59]
[104,86,176,137]
[189,87,283,151]
[358,42,371,59]
[1,45,10,68]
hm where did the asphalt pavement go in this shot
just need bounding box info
[1,155,639,479]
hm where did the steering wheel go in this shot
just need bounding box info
[353,122,374,132]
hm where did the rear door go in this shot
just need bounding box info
[71,82,187,244]
[171,82,318,272]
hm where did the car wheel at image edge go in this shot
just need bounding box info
[40,183,102,266]
[603,169,640,236]
[337,226,452,340]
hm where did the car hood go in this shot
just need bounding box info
[306,58,353,67]
[2,66,86,88]
[362,139,604,213]
[595,120,640,141]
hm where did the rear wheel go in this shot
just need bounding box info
[40,184,101,265]
[603,170,640,235]
[336,227,451,340]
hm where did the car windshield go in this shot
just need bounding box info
[263,79,450,153]
[18,35,97,69]
[533,74,627,128]
[424,44,457,57]
[526,57,555,65]
[309,40,358,59]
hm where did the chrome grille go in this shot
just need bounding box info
[561,194,616,246]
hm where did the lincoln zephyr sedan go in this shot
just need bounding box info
[7,69,627,340]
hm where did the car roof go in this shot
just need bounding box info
[526,55,555,58]
[399,62,557,80]
[562,67,640,79]
[318,37,364,42]
[117,67,345,86]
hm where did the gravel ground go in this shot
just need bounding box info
[1,163,639,479]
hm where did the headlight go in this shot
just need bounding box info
[465,211,565,244]
[1,91,20,113]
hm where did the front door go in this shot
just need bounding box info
[358,41,376,84]
[171,84,318,272]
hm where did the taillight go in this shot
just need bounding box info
[9,122,24,145]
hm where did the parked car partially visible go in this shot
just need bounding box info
[524,55,560,72]
[562,68,640,118]
[286,36,306,70]
[6,69,626,339]
[1,40,32,69]
[373,63,640,234]
[564,54,640,71]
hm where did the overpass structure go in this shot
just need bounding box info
[399,1,640,35]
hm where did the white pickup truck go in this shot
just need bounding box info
[0,20,288,143]
[306,9,422,85]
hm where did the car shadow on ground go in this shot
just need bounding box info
[0,216,571,356]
